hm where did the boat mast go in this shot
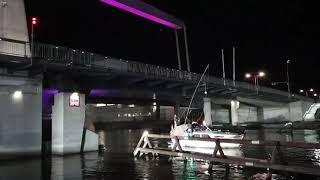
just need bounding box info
[184,64,210,124]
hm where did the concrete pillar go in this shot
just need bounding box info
[203,97,212,125]
[230,100,240,126]
[0,76,42,158]
[174,103,181,125]
[98,130,106,153]
[257,107,264,122]
[156,104,160,120]
[51,92,98,155]
[0,0,30,56]
[174,103,180,117]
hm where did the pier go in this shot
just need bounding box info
[134,131,320,176]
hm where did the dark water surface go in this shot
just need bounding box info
[1,129,320,179]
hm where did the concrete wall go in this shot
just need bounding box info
[52,93,98,155]
[210,100,314,124]
[238,105,258,123]
[0,0,30,56]
[86,104,155,123]
[262,101,313,122]
[289,101,313,121]
[160,106,174,121]
[0,75,42,157]
[211,108,229,124]
[0,0,28,41]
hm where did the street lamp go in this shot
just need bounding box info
[31,17,37,57]
[244,71,265,95]
[299,89,309,97]
[286,60,291,97]
[270,60,291,97]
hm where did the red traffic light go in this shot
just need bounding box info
[32,17,37,25]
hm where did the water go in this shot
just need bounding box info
[1,129,320,179]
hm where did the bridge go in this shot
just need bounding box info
[0,37,310,104]
[0,0,315,158]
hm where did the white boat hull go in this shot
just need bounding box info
[169,139,242,156]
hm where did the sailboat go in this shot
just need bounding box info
[169,65,244,155]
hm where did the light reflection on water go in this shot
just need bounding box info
[1,129,320,179]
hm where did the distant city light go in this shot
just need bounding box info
[128,104,135,108]
[310,88,314,92]
[314,93,318,97]
[299,89,304,93]
[245,73,251,78]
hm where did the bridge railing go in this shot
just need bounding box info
[33,43,94,66]
[0,38,30,57]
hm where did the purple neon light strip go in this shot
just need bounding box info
[100,0,182,29]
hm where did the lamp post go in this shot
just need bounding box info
[286,60,291,97]
[31,17,37,57]
[245,71,265,95]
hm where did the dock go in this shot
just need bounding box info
[133,131,320,176]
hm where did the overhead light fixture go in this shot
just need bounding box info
[13,90,22,99]
[96,103,106,107]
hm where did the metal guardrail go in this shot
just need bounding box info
[0,38,311,101]
[0,38,30,57]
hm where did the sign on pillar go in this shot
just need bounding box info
[69,92,80,107]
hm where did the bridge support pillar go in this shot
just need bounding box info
[231,100,240,126]
[174,103,182,124]
[203,97,212,125]
[257,107,264,122]
[0,74,42,158]
[52,92,98,155]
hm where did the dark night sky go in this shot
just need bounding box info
[25,0,320,93]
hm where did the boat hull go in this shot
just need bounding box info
[169,139,243,156]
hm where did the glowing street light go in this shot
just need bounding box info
[30,17,38,65]
[258,71,265,77]
[244,71,266,95]
[299,89,310,97]
[310,88,314,92]
[32,17,37,25]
